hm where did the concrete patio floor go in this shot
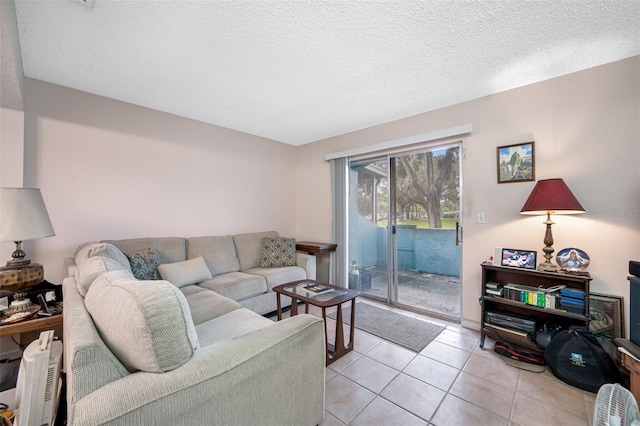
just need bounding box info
[356,266,461,320]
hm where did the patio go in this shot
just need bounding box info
[356,265,461,320]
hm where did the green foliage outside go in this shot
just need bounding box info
[353,146,460,229]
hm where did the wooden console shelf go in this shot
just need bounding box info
[480,263,591,353]
[295,241,337,255]
[296,241,337,284]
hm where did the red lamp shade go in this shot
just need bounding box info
[520,178,585,215]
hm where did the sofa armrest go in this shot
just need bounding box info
[296,252,316,280]
[64,258,77,279]
[63,277,131,408]
[69,315,325,426]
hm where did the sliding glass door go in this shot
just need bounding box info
[348,157,390,300]
[348,143,462,320]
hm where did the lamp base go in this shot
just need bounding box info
[537,213,558,273]
[537,262,558,272]
[0,263,45,292]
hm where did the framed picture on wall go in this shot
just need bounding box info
[497,141,535,183]
[589,293,624,340]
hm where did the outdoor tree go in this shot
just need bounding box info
[397,148,458,228]
[394,166,415,221]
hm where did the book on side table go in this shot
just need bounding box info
[303,282,333,296]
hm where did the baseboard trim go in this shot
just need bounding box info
[461,318,480,331]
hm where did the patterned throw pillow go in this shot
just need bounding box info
[260,237,296,268]
[125,248,161,280]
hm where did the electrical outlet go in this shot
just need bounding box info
[477,212,486,223]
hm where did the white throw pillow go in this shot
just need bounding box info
[74,241,99,265]
[85,270,199,373]
[75,256,133,297]
[74,242,132,273]
[158,257,212,288]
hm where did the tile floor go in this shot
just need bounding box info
[290,300,596,426]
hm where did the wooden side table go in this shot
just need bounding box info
[274,280,359,365]
[296,241,337,284]
[0,313,63,339]
[296,242,337,255]
[621,351,640,404]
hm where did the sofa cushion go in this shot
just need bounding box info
[260,237,296,268]
[74,241,99,265]
[158,257,213,288]
[181,285,242,325]
[233,231,279,270]
[179,285,208,297]
[74,242,132,273]
[85,271,198,373]
[187,236,240,276]
[105,237,187,265]
[195,308,273,348]
[198,272,267,301]
[125,247,161,280]
[75,256,134,297]
[245,266,307,291]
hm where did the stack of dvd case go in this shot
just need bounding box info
[485,282,504,297]
[559,288,586,315]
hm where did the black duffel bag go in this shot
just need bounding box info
[544,327,623,392]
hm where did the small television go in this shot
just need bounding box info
[14,330,63,426]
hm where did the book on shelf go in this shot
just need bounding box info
[302,282,333,296]
[560,288,585,299]
[485,287,504,296]
[502,283,560,309]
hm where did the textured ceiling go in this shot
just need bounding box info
[1,1,24,110]
[6,1,640,145]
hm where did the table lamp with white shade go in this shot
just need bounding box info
[0,188,56,291]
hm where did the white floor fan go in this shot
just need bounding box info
[594,383,640,426]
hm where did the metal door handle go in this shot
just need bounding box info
[456,222,462,245]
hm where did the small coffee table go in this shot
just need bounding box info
[273,280,359,365]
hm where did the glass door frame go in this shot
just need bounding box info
[349,141,463,321]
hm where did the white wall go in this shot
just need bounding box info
[0,106,24,263]
[21,79,299,284]
[0,106,25,357]
[296,57,640,334]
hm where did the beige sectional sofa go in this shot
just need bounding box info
[100,231,316,315]
[62,231,325,425]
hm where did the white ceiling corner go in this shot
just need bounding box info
[6,0,640,146]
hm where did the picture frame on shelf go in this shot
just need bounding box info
[501,248,537,270]
[497,141,535,183]
[589,293,624,340]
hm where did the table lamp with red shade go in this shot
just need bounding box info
[520,178,585,272]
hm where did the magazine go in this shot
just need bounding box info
[302,282,333,296]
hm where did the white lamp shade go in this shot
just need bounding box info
[0,188,55,242]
